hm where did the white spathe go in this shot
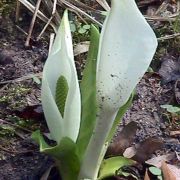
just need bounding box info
[96,0,158,111]
[41,11,81,143]
[79,0,158,179]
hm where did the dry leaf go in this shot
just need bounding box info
[106,121,138,156]
[95,0,110,11]
[170,131,180,136]
[161,161,176,180]
[40,165,54,180]
[74,41,90,56]
[166,164,180,180]
[158,55,180,84]
[144,169,151,180]
[175,80,180,104]
[123,146,137,158]
[146,153,175,168]
[132,138,164,163]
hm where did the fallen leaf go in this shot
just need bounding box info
[95,0,110,11]
[14,105,44,121]
[159,55,180,84]
[74,41,90,56]
[132,138,164,163]
[175,80,180,104]
[0,49,14,65]
[40,165,54,180]
[170,131,180,136]
[146,153,175,168]
[167,164,180,180]
[144,170,150,180]
[106,121,138,156]
[149,166,162,176]
[161,161,177,180]
[123,146,137,159]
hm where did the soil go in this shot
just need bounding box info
[0,1,180,180]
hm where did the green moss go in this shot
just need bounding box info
[0,84,30,109]
[0,0,15,16]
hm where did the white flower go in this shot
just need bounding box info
[41,11,81,143]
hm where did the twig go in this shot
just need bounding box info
[37,0,57,40]
[49,33,55,54]
[0,84,8,92]
[0,72,42,85]
[155,1,168,16]
[145,11,180,22]
[0,119,32,133]
[59,0,102,27]
[41,0,61,25]
[25,0,42,47]
[0,144,35,154]
[15,25,29,36]
[18,0,57,32]
[158,33,180,41]
[16,0,21,22]
[0,145,19,153]
[96,0,110,11]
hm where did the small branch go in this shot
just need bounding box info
[49,33,55,54]
[158,33,180,41]
[0,72,42,85]
[16,25,29,36]
[96,0,110,11]
[18,0,57,32]
[145,12,180,22]
[37,0,57,40]
[59,0,102,27]
[0,119,32,133]
[16,0,21,22]
[25,0,42,47]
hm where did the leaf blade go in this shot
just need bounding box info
[77,25,100,160]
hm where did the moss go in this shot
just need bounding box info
[0,0,15,16]
[0,84,30,109]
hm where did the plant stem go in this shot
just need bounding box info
[78,110,116,180]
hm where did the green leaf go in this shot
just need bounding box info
[107,92,134,142]
[83,25,91,30]
[78,27,87,34]
[158,175,163,180]
[77,25,100,161]
[70,22,76,32]
[55,76,69,117]
[161,105,180,113]
[32,130,80,180]
[32,75,41,84]
[32,130,51,150]
[98,156,135,180]
[149,166,162,176]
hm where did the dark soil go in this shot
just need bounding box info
[0,1,180,180]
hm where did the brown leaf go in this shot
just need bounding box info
[159,55,180,84]
[132,138,164,163]
[175,79,180,104]
[106,121,138,156]
[144,170,150,180]
[13,105,44,121]
[170,130,180,136]
[123,147,137,159]
[167,164,180,180]
[161,161,177,180]
[74,41,90,56]
[145,153,175,168]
